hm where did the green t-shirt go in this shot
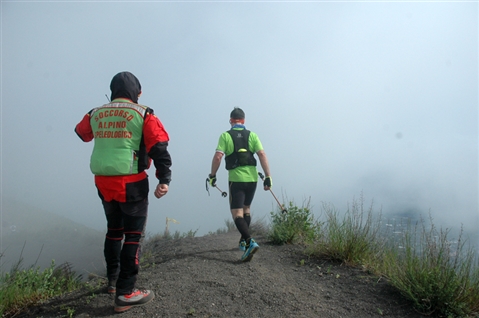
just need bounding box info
[216,128,263,182]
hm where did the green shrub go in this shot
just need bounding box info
[267,199,320,245]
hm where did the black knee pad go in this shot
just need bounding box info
[106,228,124,240]
[124,232,142,243]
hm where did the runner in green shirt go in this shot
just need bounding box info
[209,107,272,262]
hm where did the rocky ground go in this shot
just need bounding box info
[17,231,429,318]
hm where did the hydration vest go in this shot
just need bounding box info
[89,102,149,176]
[225,129,257,170]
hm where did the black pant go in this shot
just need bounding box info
[102,198,148,295]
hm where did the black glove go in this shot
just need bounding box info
[263,176,272,188]
[208,174,217,187]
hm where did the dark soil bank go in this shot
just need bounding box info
[18,231,427,318]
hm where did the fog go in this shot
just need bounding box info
[1,2,477,272]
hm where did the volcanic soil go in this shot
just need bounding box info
[18,231,427,318]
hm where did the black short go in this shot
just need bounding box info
[228,182,257,209]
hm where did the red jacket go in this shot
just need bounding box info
[75,99,172,202]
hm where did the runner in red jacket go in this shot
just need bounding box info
[75,71,172,313]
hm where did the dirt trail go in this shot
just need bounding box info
[18,231,425,318]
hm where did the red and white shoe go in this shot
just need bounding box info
[114,289,154,313]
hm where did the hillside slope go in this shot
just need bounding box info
[18,231,426,318]
[1,199,105,279]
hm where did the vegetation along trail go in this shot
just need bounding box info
[18,231,424,318]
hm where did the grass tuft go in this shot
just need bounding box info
[0,259,82,317]
[309,195,386,268]
[381,216,479,317]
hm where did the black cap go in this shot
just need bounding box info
[230,107,245,119]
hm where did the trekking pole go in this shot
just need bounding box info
[205,178,227,198]
[258,172,287,213]
[215,185,228,197]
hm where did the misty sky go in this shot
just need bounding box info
[1,1,478,246]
